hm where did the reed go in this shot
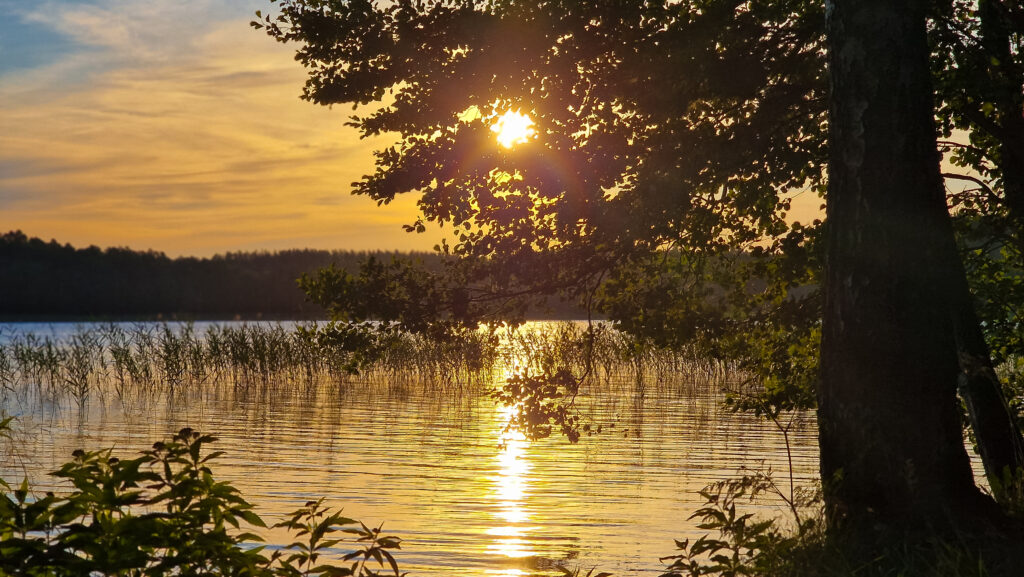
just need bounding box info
[59,331,104,409]
[0,321,735,410]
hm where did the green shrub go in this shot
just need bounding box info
[0,425,403,577]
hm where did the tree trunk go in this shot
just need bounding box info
[820,0,991,531]
[951,260,1024,503]
[951,0,1024,504]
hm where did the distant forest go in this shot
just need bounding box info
[0,230,442,320]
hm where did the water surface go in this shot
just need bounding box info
[1,321,820,576]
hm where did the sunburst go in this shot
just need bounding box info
[491,110,536,148]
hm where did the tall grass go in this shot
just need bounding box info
[0,321,736,409]
[497,323,735,396]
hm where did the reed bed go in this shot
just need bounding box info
[497,322,737,396]
[0,321,736,408]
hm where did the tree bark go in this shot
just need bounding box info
[820,0,991,531]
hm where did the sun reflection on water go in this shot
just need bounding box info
[486,570,529,577]
[486,401,536,560]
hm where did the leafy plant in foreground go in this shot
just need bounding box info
[0,425,403,577]
[659,473,819,577]
[272,498,403,577]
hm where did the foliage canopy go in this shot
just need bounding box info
[257,0,1023,417]
[257,0,827,343]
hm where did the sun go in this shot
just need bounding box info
[491,110,536,148]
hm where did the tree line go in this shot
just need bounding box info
[0,231,587,320]
[0,230,435,319]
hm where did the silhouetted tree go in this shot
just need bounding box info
[257,0,1024,532]
[820,0,1008,531]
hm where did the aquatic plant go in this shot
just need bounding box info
[59,331,104,409]
[0,346,14,395]
[0,321,739,419]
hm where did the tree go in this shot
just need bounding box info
[0,230,446,319]
[256,0,829,351]
[930,0,1024,504]
[256,0,1024,530]
[820,0,1003,530]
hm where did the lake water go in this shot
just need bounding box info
[0,321,820,576]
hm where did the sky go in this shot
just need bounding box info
[0,1,828,258]
[0,0,438,256]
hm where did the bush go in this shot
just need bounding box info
[0,425,403,577]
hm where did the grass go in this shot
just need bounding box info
[0,321,736,409]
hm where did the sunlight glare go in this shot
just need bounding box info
[491,110,536,148]
[486,399,536,559]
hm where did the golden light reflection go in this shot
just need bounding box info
[491,110,536,148]
[486,401,536,559]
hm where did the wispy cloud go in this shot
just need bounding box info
[0,0,438,256]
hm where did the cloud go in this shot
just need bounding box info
[0,1,440,256]
[18,0,246,58]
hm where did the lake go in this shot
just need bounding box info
[0,321,820,576]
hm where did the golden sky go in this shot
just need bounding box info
[0,0,440,256]
[0,1,829,258]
